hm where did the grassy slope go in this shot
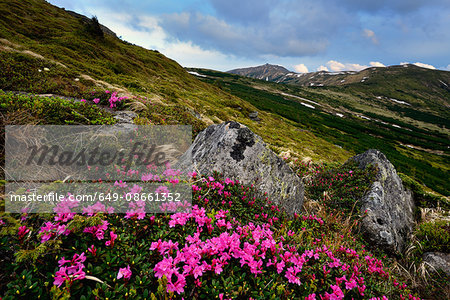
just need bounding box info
[188,68,450,196]
[0,0,349,163]
[229,65,450,134]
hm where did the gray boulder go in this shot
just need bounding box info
[423,252,450,276]
[249,111,261,122]
[177,121,304,214]
[350,149,415,254]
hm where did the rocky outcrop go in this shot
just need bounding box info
[113,110,137,124]
[350,149,415,254]
[249,111,261,122]
[423,252,450,276]
[177,121,304,214]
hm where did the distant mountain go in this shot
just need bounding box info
[227,63,450,111]
[228,63,291,82]
[228,63,450,90]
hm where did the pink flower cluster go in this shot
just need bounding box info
[39,221,71,243]
[83,220,109,240]
[54,253,86,287]
[150,198,403,299]
[117,265,132,280]
[53,198,79,222]
[83,201,114,216]
[107,91,127,108]
[168,205,212,230]
[300,214,325,225]
[18,225,30,240]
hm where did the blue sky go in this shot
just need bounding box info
[49,0,450,72]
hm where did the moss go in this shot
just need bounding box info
[416,220,450,254]
[399,173,449,210]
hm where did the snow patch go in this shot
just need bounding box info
[279,92,321,106]
[336,113,344,117]
[300,102,315,109]
[188,71,206,77]
[389,98,411,106]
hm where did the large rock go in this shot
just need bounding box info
[177,121,304,214]
[423,252,450,276]
[350,149,415,254]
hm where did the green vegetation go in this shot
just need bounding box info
[0,170,430,299]
[415,220,450,254]
[297,160,378,215]
[0,91,115,125]
[399,173,449,210]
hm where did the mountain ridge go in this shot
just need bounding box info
[228,63,450,89]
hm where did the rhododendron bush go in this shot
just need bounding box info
[0,163,425,299]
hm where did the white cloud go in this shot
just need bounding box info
[80,10,255,70]
[445,64,450,71]
[363,29,378,44]
[370,61,386,67]
[317,65,329,71]
[327,60,346,71]
[346,63,368,71]
[326,60,368,72]
[400,62,409,65]
[412,62,436,69]
[294,63,309,73]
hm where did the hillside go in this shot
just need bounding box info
[189,67,450,196]
[0,0,353,163]
[229,64,449,112]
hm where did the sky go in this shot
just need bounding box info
[48,0,450,73]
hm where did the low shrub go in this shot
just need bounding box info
[0,91,115,125]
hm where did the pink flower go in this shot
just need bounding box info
[105,231,118,247]
[83,220,109,240]
[87,245,97,256]
[54,252,86,287]
[18,225,30,240]
[345,279,357,290]
[114,180,128,188]
[54,267,69,287]
[93,98,100,104]
[117,265,132,280]
[330,285,344,299]
[167,272,186,294]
